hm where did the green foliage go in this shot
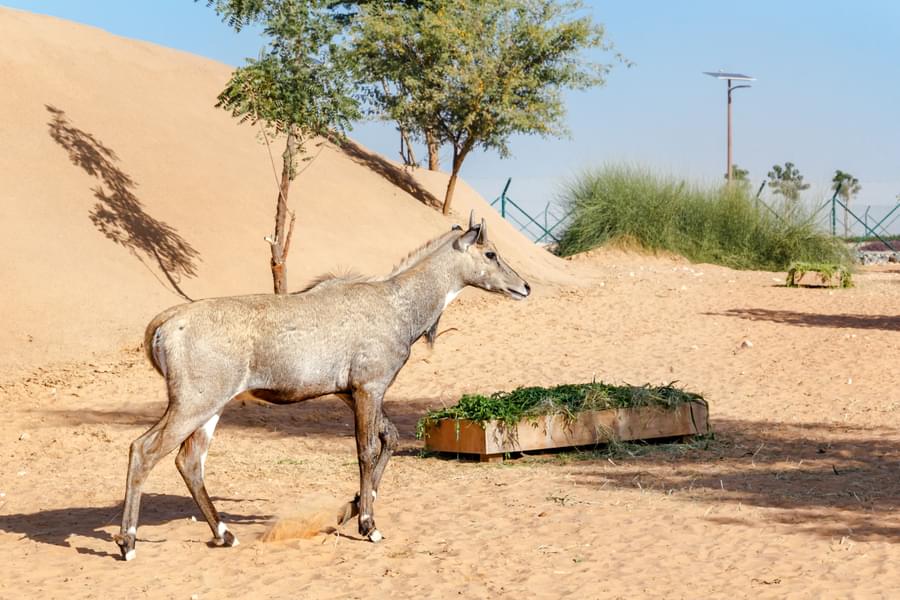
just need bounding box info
[205,0,363,293]
[726,163,749,182]
[767,161,810,202]
[210,0,360,154]
[415,382,702,439]
[832,170,861,200]
[786,262,853,288]
[555,165,849,270]
[351,0,624,212]
[831,170,862,237]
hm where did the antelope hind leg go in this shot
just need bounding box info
[115,411,194,561]
[175,414,238,548]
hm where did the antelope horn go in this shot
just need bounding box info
[476,218,487,244]
[468,210,475,230]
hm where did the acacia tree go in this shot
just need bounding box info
[832,169,861,237]
[206,0,359,293]
[353,0,620,215]
[767,162,810,203]
[350,2,440,170]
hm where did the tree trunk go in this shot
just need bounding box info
[426,130,439,171]
[270,131,296,294]
[844,199,850,238]
[442,148,467,215]
[399,127,417,167]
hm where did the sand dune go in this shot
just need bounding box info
[0,6,578,372]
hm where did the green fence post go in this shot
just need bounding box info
[500,178,511,218]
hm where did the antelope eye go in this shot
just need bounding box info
[485,251,497,260]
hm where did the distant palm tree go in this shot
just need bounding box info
[767,162,810,202]
[725,164,749,182]
[832,170,861,238]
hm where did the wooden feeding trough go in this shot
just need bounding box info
[786,263,852,288]
[422,400,709,462]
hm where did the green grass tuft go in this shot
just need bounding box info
[555,165,849,270]
[415,382,703,439]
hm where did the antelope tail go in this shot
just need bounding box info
[142,307,179,377]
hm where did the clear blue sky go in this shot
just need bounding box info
[8,1,900,231]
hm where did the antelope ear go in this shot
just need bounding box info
[454,227,479,251]
[468,210,475,230]
[476,219,487,245]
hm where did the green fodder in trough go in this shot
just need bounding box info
[556,166,848,271]
[416,382,704,438]
[786,261,853,288]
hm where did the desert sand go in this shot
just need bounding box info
[3,7,900,600]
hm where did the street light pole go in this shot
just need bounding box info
[727,79,733,182]
[704,71,755,183]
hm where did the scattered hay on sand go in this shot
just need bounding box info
[259,494,345,543]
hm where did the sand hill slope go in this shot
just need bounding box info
[0,6,579,372]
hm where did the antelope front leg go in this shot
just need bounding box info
[372,415,398,493]
[351,385,384,542]
[336,416,397,529]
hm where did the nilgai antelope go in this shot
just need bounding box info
[114,215,530,561]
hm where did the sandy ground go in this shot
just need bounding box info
[4,6,900,600]
[3,253,900,599]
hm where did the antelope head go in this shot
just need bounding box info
[454,214,531,300]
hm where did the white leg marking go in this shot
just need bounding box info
[200,415,219,479]
[127,526,136,535]
[369,529,383,543]
[215,521,238,547]
[372,490,377,499]
[202,415,220,437]
[124,549,136,561]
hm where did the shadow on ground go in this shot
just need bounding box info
[712,307,900,331]
[39,394,435,446]
[46,104,199,300]
[333,136,443,210]
[34,394,900,543]
[0,493,268,559]
[565,417,900,542]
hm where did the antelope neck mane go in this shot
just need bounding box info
[294,229,462,294]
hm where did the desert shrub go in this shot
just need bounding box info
[556,166,848,270]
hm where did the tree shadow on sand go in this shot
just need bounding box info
[332,136,443,210]
[568,417,900,542]
[0,493,269,559]
[711,308,900,331]
[45,105,200,300]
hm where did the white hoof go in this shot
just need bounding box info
[368,529,383,543]
[124,549,136,561]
